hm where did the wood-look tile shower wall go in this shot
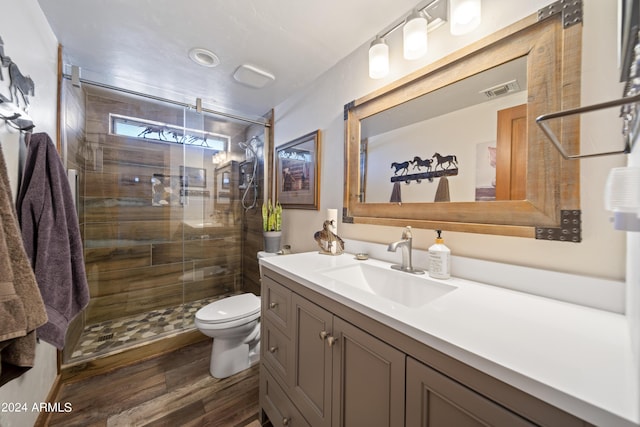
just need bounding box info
[79,91,243,325]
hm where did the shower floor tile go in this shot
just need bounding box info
[67,296,229,364]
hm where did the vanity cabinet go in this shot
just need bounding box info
[261,274,405,427]
[406,357,534,426]
[260,267,590,427]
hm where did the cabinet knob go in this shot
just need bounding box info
[282,417,290,426]
[269,302,278,309]
[327,336,337,347]
[269,346,278,353]
[319,330,328,340]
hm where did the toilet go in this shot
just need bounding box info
[195,293,261,379]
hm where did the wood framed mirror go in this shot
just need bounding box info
[343,3,582,241]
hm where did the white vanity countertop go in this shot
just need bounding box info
[260,251,639,427]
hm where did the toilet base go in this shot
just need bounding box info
[209,326,261,379]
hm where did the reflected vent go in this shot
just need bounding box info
[480,79,521,98]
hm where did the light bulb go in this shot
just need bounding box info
[369,37,389,79]
[450,0,481,35]
[403,10,428,60]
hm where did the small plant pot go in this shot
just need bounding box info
[263,231,282,253]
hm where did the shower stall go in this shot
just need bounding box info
[60,78,270,366]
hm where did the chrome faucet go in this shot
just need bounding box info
[387,226,424,274]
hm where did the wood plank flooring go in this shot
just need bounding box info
[45,340,260,427]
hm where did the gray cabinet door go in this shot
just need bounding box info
[406,357,535,427]
[331,317,405,427]
[290,294,333,427]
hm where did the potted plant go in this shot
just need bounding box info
[262,199,282,253]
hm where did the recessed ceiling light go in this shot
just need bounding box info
[188,48,220,68]
[233,64,275,89]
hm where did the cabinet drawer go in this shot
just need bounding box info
[261,365,310,427]
[262,275,292,335]
[262,319,292,386]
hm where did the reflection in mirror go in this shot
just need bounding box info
[362,57,527,204]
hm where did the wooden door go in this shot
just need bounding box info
[496,104,527,200]
[406,358,534,427]
[290,294,333,427]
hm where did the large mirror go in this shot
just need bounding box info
[344,5,582,240]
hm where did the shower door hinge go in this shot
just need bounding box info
[538,0,583,28]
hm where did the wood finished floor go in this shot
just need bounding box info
[46,340,260,427]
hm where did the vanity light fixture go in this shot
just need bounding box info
[449,0,482,35]
[367,0,450,79]
[403,10,428,60]
[369,37,390,79]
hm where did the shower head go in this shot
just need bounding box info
[239,138,258,162]
[239,135,260,150]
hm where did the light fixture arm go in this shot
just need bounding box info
[368,0,448,79]
[374,0,447,41]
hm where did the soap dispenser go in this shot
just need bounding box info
[428,230,450,279]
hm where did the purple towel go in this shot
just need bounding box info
[16,133,89,350]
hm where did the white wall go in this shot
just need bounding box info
[274,0,627,282]
[0,0,59,426]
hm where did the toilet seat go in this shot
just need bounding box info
[196,293,260,325]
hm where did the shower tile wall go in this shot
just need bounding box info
[77,88,244,329]
[241,122,271,296]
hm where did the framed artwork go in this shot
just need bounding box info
[221,171,230,189]
[215,164,234,204]
[475,141,497,201]
[180,166,206,188]
[276,130,320,210]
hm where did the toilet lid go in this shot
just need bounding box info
[196,293,260,324]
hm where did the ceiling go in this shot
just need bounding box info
[37,0,425,121]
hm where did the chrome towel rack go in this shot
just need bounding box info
[537,24,640,160]
[536,93,640,160]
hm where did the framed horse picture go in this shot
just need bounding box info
[275,130,320,210]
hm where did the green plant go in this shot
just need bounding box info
[262,199,282,232]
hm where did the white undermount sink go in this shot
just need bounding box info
[320,262,456,308]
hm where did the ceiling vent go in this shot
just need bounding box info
[233,64,275,89]
[480,79,521,99]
